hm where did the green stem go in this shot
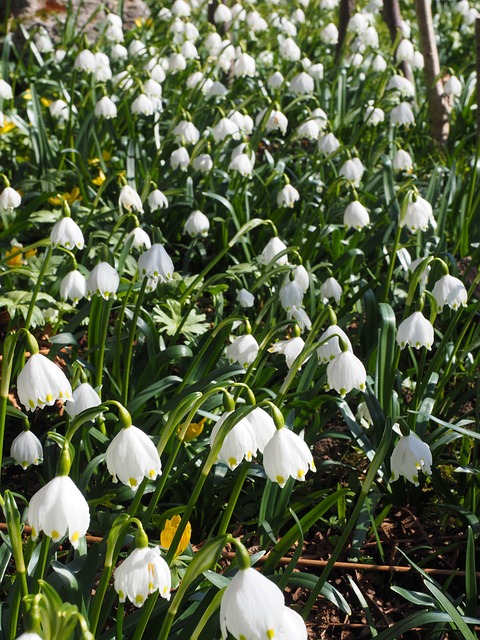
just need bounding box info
[217,463,250,536]
[96,299,114,391]
[0,395,7,484]
[132,592,158,640]
[127,477,148,518]
[122,279,146,405]
[33,535,51,592]
[302,422,392,618]
[116,602,124,640]
[25,246,52,331]
[381,224,401,303]
[89,565,114,636]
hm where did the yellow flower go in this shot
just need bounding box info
[88,150,111,166]
[160,515,191,559]
[41,97,53,107]
[134,17,153,28]
[92,169,106,186]
[5,244,37,266]
[48,186,82,206]
[0,120,16,134]
[23,90,32,101]
[178,417,205,442]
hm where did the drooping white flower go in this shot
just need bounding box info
[233,52,256,77]
[229,111,254,136]
[228,153,254,177]
[387,75,415,98]
[290,71,314,95]
[106,425,162,490]
[267,71,285,90]
[390,102,415,127]
[256,108,288,135]
[393,149,413,172]
[170,147,190,171]
[95,96,117,119]
[263,427,316,487]
[279,607,308,639]
[236,288,255,308]
[17,353,72,411]
[339,158,365,185]
[11,430,43,469]
[226,335,259,368]
[50,217,84,250]
[93,52,112,82]
[318,132,340,156]
[74,49,96,72]
[317,325,352,363]
[396,311,434,350]
[114,545,171,606]
[390,428,432,486]
[192,153,213,173]
[138,243,174,282]
[15,633,43,640]
[87,262,120,300]
[64,382,102,421]
[289,306,312,332]
[400,196,436,232]
[131,93,155,116]
[269,337,306,369]
[431,274,468,311]
[395,39,415,63]
[277,184,300,208]
[48,99,72,121]
[173,120,200,145]
[344,200,370,230]
[408,257,431,285]
[210,411,257,470]
[127,227,151,250]
[279,280,304,311]
[0,186,21,211]
[297,119,321,141]
[60,270,87,304]
[327,351,366,396]
[292,265,309,293]
[148,189,169,211]
[279,37,301,61]
[212,117,241,143]
[220,567,284,640]
[214,2,233,23]
[184,210,210,237]
[371,53,387,72]
[260,237,288,265]
[364,103,384,126]
[28,475,90,547]
[320,22,339,44]
[320,277,342,303]
[444,75,462,97]
[119,185,143,213]
[128,39,147,57]
[246,408,276,453]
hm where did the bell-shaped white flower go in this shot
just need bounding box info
[277,184,300,208]
[365,103,384,126]
[184,210,210,237]
[210,411,257,470]
[327,351,366,396]
[279,37,301,61]
[50,217,84,250]
[212,117,241,143]
[318,132,340,156]
[74,49,96,72]
[0,186,21,211]
[28,475,90,547]
[95,96,117,119]
[236,288,255,308]
[173,120,200,145]
[431,274,467,311]
[220,567,285,640]
[393,149,413,173]
[387,74,415,98]
[390,428,432,486]
[106,425,162,490]
[60,269,87,304]
[280,280,304,311]
[444,75,462,97]
[170,147,190,171]
[228,153,254,177]
[132,93,155,116]
[260,237,288,266]
[246,408,276,453]
[127,227,151,250]
[114,545,171,607]
[320,277,342,303]
[264,427,316,487]
[192,153,213,173]
[15,633,43,640]
[65,382,102,420]
[289,306,312,332]
[395,39,415,63]
[87,262,120,300]
[339,158,365,185]
[119,185,143,213]
[390,102,415,127]
[400,195,435,232]
[317,325,352,363]
[268,71,285,90]
[148,189,168,211]
[344,200,370,230]
[372,53,387,72]
[292,265,309,294]
[308,63,324,80]
[397,310,434,350]
[17,353,72,411]
[0,78,12,99]
[269,336,306,369]
[297,119,321,141]
[321,22,339,44]
[290,72,314,95]
[279,607,308,639]
[233,52,256,78]
[138,243,174,282]
[226,334,259,368]
[11,430,43,469]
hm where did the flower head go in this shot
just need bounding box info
[226,334,259,368]
[60,270,87,304]
[106,425,162,490]
[344,201,370,230]
[184,210,210,237]
[263,427,316,487]
[114,546,171,606]
[138,243,174,284]
[400,195,436,232]
[50,217,84,250]
[0,186,21,211]
[119,185,143,213]
[431,274,467,311]
[269,336,306,369]
[11,430,43,469]
[160,515,191,558]
[279,607,309,639]
[327,351,366,396]
[65,382,102,420]
[317,325,352,363]
[236,288,255,308]
[210,411,257,471]
[390,428,432,486]
[245,407,276,453]
[87,262,120,300]
[17,353,72,411]
[396,311,434,350]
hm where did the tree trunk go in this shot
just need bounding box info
[414,0,450,144]
[382,0,413,83]
[336,0,356,62]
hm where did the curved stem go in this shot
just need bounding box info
[381,224,402,303]
[25,246,52,331]
[122,278,146,405]
[217,463,250,536]
[96,299,114,391]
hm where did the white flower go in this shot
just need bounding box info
[390,102,415,127]
[371,54,387,72]
[74,49,96,72]
[114,546,171,606]
[184,210,210,237]
[318,132,340,156]
[297,119,321,141]
[148,189,168,210]
[269,337,305,369]
[277,184,300,208]
[344,200,370,230]
[339,158,365,185]
[321,22,339,44]
[387,75,415,98]
[229,111,254,136]
[401,195,436,232]
[28,475,90,547]
[396,311,434,350]
[49,99,71,121]
[15,633,43,640]
[396,39,415,63]
[280,280,303,311]
[132,94,155,116]
[0,186,21,211]
[171,0,190,16]
[260,237,288,265]
[11,430,43,469]
[279,607,308,639]
[210,411,257,470]
[393,149,413,172]
[221,567,284,640]
[264,427,316,487]
[233,52,256,77]
[87,262,120,300]
[444,75,462,97]
[93,52,112,82]
[17,353,72,411]
[268,71,284,90]
[356,401,372,425]
[321,277,342,303]
[95,96,117,119]
[64,382,102,420]
[0,79,12,99]
[119,185,143,213]
[129,39,147,57]
[246,408,276,453]
[50,217,84,250]
[289,307,312,332]
[127,227,151,250]
[411,51,424,70]
[226,335,259,368]
[292,265,309,293]
[170,147,190,171]
[111,44,128,60]
[365,103,384,126]
[317,325,352,363]
[173,120,200,145]
[236,289,255,308]
[60,270,87,304]
[228,153,254,177]
[212,117,241,143]
[106,425,162,490]
[431,274,468,311]
[390,429,432,486]
[290,72,314,95]
[192,153,213,173]
[408,257,431,285]
[327,351,366,396]
[259,109,288,135]
[138,244,174,282]
[279,37,301,61]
